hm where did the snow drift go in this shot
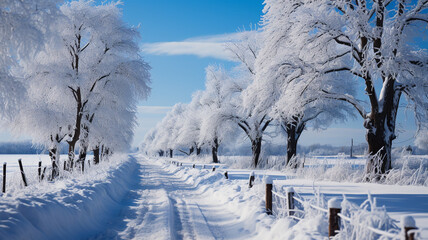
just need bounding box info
[0,154,138,240]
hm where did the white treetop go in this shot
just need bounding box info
[13,1,151,161]
[0,0,58,120]
[198,65,236,149]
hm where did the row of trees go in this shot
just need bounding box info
[1,0,150,177]
[143,0,427,180]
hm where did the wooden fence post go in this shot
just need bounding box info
[286,187,295,216]
[18,159,27,187]
[224,171,228,179]
[2,162,6,193]
[265,177,273,215]
[41,167,47,181]
[82,159,85,173]
[52,160,58,180]
[328,198,341,238]
[38,161,42,181]
[193,164,195,168]
[248,171,255,188]
[402,216,417,240]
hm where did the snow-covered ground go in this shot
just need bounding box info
[1,154,427,239]
[1,154,93,192]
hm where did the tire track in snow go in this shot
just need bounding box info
[168,196,184,240]
[94,154,246,239]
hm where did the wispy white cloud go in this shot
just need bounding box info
[137,105,172,114]
[141,31,258,61]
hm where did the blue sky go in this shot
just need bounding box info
[0,0,418,149]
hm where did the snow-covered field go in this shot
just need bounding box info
[1,153,427,239]
[0,154,136,239]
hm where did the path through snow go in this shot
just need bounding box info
[93,155,252,240]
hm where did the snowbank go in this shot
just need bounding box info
[159,157,428,239]
[0,154,138,240]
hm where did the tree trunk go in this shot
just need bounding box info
[365,125,392,177]
[189,146,194,155]
[159,150,164,157]
[49,146,59,179]
[103,148,111,161]
[169,149,173,158]
[67,87,83,170]
[212,137,219,163]
[93,146,100,164]
[251,137,262,168]
[78,123,89,170]
[365,76,400,177]
[49,146,57,162]
[196,147,201,155]
[78,146,87,172]
[285,118,305,167]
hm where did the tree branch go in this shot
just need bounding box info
[324,67,363,78]
[321,89,367,118]
[261,118,272,132]
[68,86,78,101]
[89,73,110,92]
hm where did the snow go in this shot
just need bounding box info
[1,154,428,239]
[264,175,273,184]
[402,215,416,228]
[328,198,341,209]
[0,154,136,239]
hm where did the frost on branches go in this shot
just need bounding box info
[251,0,355,166]
[262,0,428,178]
[0,0,58,120]
[10,1,151,176]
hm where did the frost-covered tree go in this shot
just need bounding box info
[2,0,61,177]
[16,0,150,170]
[176,92,204,156]
[199,66,236,163]
[250,0,355,165]
[60,1,150,167]
[141,128,157,155]
[166,103,187,157]
[278,0,428,177]
[150,103,186,156]
[225,32,272,168]
[0,0,58,119]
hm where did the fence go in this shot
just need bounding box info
[2,158,96,194]
[266,181,421,240]
[169,160,425,240]
[1,159,29,193]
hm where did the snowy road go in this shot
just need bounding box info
[93,155,252,240]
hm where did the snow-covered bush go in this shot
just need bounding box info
[337,195,400,240]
